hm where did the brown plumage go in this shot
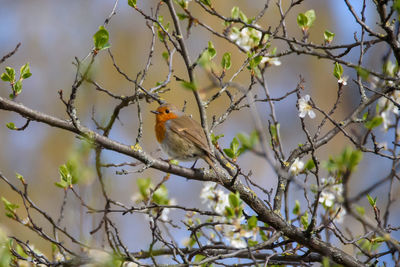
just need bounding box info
[152,103,217,172]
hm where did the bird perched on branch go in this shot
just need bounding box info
[152,103,217,172]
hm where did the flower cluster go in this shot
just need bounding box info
[200,182,258,248]
[318,177,346,222]
[229,26,262,52]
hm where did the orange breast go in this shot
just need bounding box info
[155,121,166,143]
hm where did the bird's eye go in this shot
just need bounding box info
[165,109,170,113]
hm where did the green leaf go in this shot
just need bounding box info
[297,13,308,28]
[250,130,259,146]
[231,6,240,19]
[137,178,152,198]
[162,51,169,61]
[247,216,258,229]
[356,205,365,216]
[177,13,188,20]
[5,67,15,81]
[228,192,241,208]
[270,124,279,140]
[364,116,383,130]
[55,180,68,188]
[231,137,240,155]
[304,9,316,27]
[239,11,248,23]
[355,66,369,80]
[362,112,368,121]
[93,26,110,51]
[224,206,234,218]
[249,55,263,70]
[324,30,335,43]
[181,80,197,91]
[15,173,25,183]
[6,122,16,130]
[223,148,234,158]
[1,197,19,214]
[367,194,377,207]
[211,133,224,145]
[13,81,22,95]
[221,52,231,70]
[292,200,300,215]
[237,133,251,150]
[20,63,31,80]
[153,184,169,205]
[0,73,11,82]
[207,41,216,59]
[58,164,74,187]
[333,62,343,79]
[304,159,315,170]
[128,0,136,7]
[200,0,211,7]
[300,211,309,228]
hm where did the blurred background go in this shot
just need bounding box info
[0,0,398,260]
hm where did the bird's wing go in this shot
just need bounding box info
[168,116,213,156]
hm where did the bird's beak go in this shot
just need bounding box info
[151,110,160,115]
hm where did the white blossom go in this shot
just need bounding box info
[55,252,65,262]
[200,182,229,214]
[289,158,304,175]
[229,26,262,51]
[319,191,335,207]
[260,56,281,67]
[338,76,348,86]
[298,95,316,119]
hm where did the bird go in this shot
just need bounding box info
[151,103,217,172]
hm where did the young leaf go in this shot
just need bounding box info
[1,197,19,214]
[6,122,16,130]
[211,133,224,145]
[200,0,211,7]
[239,11,248,23]
[356,66,369,80]
[297,13,308,28]
[181,80,197,91]
[301,211,309,228]
[247,216,258,229]
[1,72,11,82]
[16,173,25,184]
[20,63,32,79]
[128,0,137,7]
[304,9,316,27]
[333,62,343,79]
[304,159,315,170]
[367,194,377,207]
[93,26,110,51]
[223,148,234,158]
[13,81,22,95]
[231,6,240,19]
[364,116,383,130]
[5,67,15,81]
[137,178,152,198]
[324,30,335,43]
[221,52,231,70]
[207,41,216,59]
[228,192,241,208]
[293,200,300,215]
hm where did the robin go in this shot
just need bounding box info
[151,103,217,172]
